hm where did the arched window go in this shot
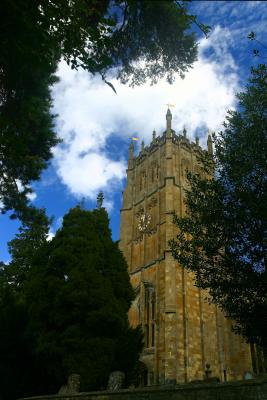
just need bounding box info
[144,285,156,348]
[150,162,159,184]
[140,170,146,191]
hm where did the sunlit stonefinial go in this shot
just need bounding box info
[129,141,134,157]
[207,130,213,155]
[165,103,174,137]
[128,141,134,169]
[166,108,172,135]
[141,140,145,151]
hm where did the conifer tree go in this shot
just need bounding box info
[0,208,52,400]
[6,208,51,289]
[24,205,143,393]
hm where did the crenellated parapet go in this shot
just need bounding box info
[130,108,212,168]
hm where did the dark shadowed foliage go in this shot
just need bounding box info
[22,205,143,394]
[0,0,205,220]
[170,64,267,350]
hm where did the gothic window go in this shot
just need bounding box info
[140,170,146,191]
[151,294,155,346]
[144,286,156,348]
[155,164,159,181]
[129,289,141,326]
[150,163,159,185]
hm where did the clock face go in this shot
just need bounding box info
[138,213,151,232]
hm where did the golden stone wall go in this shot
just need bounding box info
[119,112,253,385]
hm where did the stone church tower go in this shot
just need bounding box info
[119,109,253,385]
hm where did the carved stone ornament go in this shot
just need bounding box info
[148,197,157,210]
[58,374,80,395]
[138,213,151,232]
[107,371,125,391]
[135,207,144,219]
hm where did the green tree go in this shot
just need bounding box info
[0,265,53,400]
[24,205,143,394]
[5,208,51,289]
[170,64,267,348]
[0,209,53,400]
[0,284,37,400]
[0,0,207,218]
[0,0,59,218]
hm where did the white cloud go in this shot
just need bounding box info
[190,1,267,61]
[54,148,125,200]
[52,27,239,201]
[47,217,63,241]
[15,179,37,202]
[27,192,37,202]
[56,216,63,228]
[103,198,114,213]
[47,229,55,241]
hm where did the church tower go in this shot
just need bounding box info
[119,109,252,385]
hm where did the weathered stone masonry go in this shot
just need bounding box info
[119,109,253,385]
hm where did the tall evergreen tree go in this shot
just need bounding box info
[170,64,267,348]
[6,208,51,289]
[24,205,143,394]
[0,208,53,400]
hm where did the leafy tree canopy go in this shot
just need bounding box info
[0,0,207,219]
[170,64,267,348]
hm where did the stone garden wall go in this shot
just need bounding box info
[19,377,267,400]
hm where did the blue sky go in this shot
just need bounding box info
[1,1,267,263]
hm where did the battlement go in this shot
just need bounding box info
[129,108,212,168]
[134,131,205,166]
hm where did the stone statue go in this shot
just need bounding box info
[107,371,125,391]
[58,374,80,395]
